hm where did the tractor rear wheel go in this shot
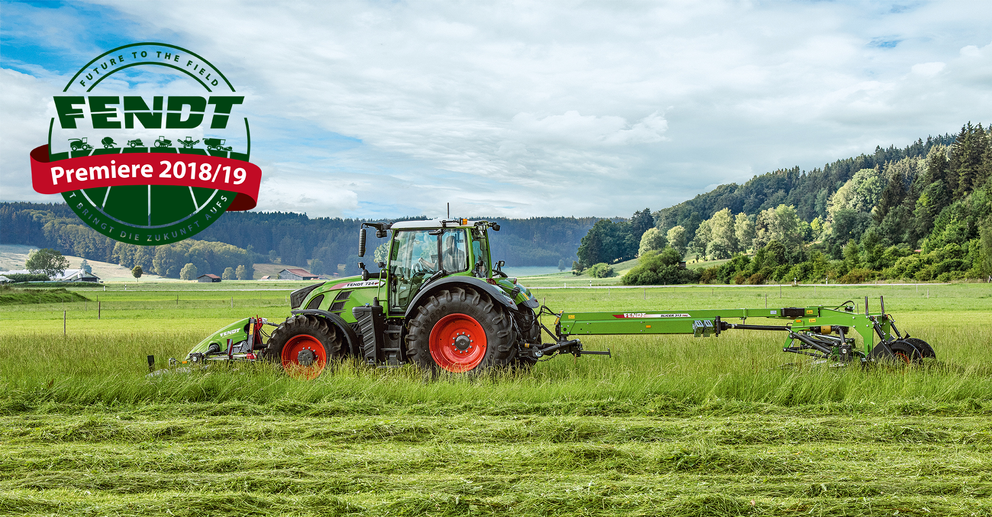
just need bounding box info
[406,287,516,374]
[263,315,345,379]
[870,340,922,365]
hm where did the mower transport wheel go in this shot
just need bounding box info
[870,339,922,365]
[406,287,516,373]
[263,315,345,379]
[904,337,936,359]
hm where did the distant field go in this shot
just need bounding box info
[0,244,175,282]
[1,282,990,516]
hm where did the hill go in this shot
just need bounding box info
[0,244,174,282]
[654,134,957,238]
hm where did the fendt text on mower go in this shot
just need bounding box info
[160,218,934,378]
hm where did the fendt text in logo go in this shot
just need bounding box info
[30,43,262,245]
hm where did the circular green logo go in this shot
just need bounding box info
[48,43,252,245]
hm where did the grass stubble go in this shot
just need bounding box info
[1,283,990,516]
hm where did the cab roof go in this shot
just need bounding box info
[389,218,484,230]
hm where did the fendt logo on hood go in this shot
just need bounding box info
[30,43,262,245]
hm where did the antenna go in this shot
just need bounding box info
[447,203,450,219]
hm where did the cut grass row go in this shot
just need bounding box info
[0,287,89,306]
[2,410,990,516]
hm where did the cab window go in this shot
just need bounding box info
[471,227,490,278]
[441,230,468,273]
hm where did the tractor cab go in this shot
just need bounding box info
[359,219,506,314]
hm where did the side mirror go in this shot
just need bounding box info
[358,228,367,257]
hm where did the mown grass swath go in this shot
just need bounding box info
[1,282,990,516]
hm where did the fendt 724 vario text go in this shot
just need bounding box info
[167,218,934,378]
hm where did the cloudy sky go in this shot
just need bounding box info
[2,0,990,220]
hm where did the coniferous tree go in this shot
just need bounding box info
[630,208,654,241]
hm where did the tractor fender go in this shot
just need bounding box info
[290,309,362,356]
[404,276,516,319]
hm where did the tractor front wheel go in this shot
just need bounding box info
[263,315,345,379]
[406,287,516,374]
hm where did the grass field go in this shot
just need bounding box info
[1,282,990,516]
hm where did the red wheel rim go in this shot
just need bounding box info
[281,334,327,379]
[429,313,487,372]
[894,351,912,364]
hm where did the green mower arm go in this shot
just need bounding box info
[556,304,891,346]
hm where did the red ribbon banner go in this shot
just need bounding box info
[30,145,260,211]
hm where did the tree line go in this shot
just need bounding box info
[652,133,957,239]
[612,122,992,285]
[0,203,595,277]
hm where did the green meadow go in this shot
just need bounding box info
[1,282,990,516]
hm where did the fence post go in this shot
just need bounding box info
[98,301,101,320]
[63,310,67,336]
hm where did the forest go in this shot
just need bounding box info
[576,122,992,285]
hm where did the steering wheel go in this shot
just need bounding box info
[414,257,433,275]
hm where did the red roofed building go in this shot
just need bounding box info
[279,268,318,281]
[197,273,221,283]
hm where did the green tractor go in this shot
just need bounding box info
[179,219,580,377]
[268,218,556,375]
[173,218,934,378]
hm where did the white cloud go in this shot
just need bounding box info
[911,62,945,76]
[2,0,992,219]
[0,68,57,202]
[509,111,667,147]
